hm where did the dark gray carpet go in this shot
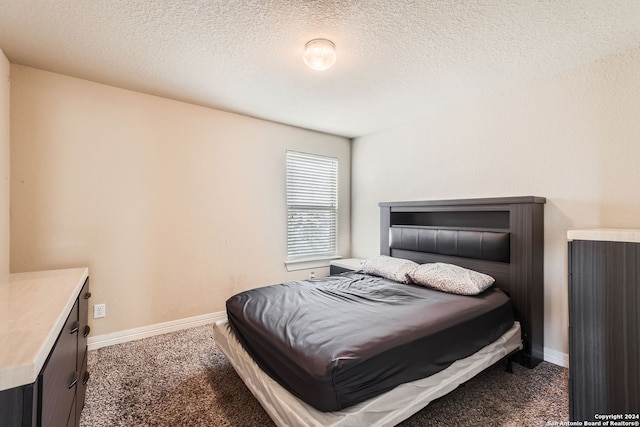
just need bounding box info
[80,325,568,426]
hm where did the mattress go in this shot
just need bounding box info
[226,272,515,412]
[213,319,522,427]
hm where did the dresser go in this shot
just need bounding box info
[568,230,639,421]
[0,268,91,427]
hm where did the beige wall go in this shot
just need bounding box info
[351,46,640,364]
[0,50,9,278]
[10,65,351,336]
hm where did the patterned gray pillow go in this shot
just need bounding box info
[362,255,418,284]
[408,262,495,295]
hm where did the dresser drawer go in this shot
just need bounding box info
[76,352,89,425]
[77,278,91,373]
[39,300,79,427]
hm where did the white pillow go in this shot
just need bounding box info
[408,263,495,295]
[362,255,418,284]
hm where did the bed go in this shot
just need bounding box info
[213,196,545,426]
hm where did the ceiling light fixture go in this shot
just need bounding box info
[303,39,336,71]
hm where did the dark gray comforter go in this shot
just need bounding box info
[226,272,515,412]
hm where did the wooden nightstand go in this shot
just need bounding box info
[329,258,363,275]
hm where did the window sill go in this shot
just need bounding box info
[285,256,342,272]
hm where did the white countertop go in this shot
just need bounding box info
[567,229,640,243]
[0,267,89,391]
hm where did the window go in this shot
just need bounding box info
[286,151,338,262]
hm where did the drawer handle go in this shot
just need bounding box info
[83,325,91,338]
[84,292,92,299]
[68,373,78,389]
[82,371,90,385]
[70,321,79,334]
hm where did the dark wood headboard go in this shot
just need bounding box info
[379,196,545,368]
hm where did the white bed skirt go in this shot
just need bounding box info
[213,319,522,427]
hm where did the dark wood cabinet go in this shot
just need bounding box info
[0,383,37,427]
[75,280,91,425]
[39,300,79,427]
[568,237,640,421]
[0,275,90,427]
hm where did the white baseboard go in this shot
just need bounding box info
[88,311,227,350]
[544,347,569,368]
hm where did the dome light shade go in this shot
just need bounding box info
[303,39,336,71]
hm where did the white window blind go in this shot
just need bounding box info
[286,151,338,261]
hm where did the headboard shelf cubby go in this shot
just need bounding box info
[390,224,511,233]
[389,210,510,230]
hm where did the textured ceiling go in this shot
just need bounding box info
[1,1,639,138]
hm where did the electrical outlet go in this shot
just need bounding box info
[94,303,106,319]
[309,271,315,279]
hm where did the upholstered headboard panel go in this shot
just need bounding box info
[379,196,546,368]
[389,227,510,262]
